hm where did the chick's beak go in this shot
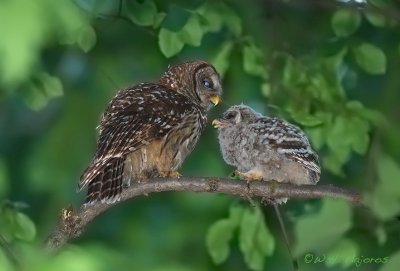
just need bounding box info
[209,95,221,106]
[212,119,222,128]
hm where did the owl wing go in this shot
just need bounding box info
[79,83,200,191]
[250,117,320,174]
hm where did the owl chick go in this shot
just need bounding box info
[79,60,222,204]
[213,105,320,187]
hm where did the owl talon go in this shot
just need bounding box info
[161,171,181,178]
[236,169,263,183]
[170,171,182,178]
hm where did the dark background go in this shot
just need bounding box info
[0,0,399,270]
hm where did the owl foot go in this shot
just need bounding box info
[161,171,182,178]
[235,169,263,183]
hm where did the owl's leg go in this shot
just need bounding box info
[235,169,263,183]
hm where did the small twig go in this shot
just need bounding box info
[45,176,360,251]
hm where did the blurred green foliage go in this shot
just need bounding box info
[1,0,400,270]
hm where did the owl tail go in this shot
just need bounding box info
[80,157,125,205]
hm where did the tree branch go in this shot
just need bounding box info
[45,176,360,251]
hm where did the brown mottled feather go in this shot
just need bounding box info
[79,61,222,204]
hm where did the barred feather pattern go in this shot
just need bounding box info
[216,105,320,187]
[79,61,222,204]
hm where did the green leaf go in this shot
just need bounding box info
[261,83,270,97]
[379,250,400,271]
[243,43,268,79]
[153,12,167,29]
[39,72,64,98]
[331,9,361,37]
[369,154,400,221]
[325,114,370,174]
[218,3,242,37]
[364,11,386,27]
[14,212,36,241]
[158,28,184,57]
[178,14,203,46]
[325,116,352,175]
[287,107,329,127]
[212,41,234,77]
[77,25,96,52]
[0,159,9,198]
[206,219,236,264]
[0,0,89,88]
[22,72,63,110]
[353,43,386,74]
[325,239,359,268]
[206,204,244,264]
[239,206,275,271]
[0,249,13,271]
[196,2,223,33]
[293,199,352,257]
[126,0,157,27]
[346,100,386,126]
[375,224,387,245]
[323,150,349,177]
[282,56,307,88]
[162,6,191,31]
[306,126,326,150]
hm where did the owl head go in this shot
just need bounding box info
[212,104,262,128]
[158,60,222,110]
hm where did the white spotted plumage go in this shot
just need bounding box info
[79,60,222,204]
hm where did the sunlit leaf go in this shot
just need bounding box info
[22,72,63,110]
[325,239,359,268]
[375,224,387,245]
[364,11,386,27]
[178,14,203,46]
[206,219,235,264]
[353,43,386,74]
[239,206,274,271]
[40,72,64,98]
[346,100,387,127]
[212,41,234,77]
[242,43,268,79]
[0,0,90,88]
[0,249,13,271]
[306,126,326,150]
[206,204,244,264]
[14,212,36,241]
[196,2,223,33]
[261,83,270,97]
[48,247,103,271]
[158,28,184,57]
[331,9,361,37]
[369,154,400,221]
[126,0,157,27]
[379,250,400,271]
[153,12,166,29]
[293,199,352,257]
[77,25,96,52]
[218,3,242,37]
[196,1,241,37]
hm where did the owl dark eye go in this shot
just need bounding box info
[225,112,236,120]
[202,79,213,89]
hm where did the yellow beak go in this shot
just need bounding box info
[212,119,221,128]
[209,95,221,106]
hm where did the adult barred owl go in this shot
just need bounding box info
[213,105,320,187]
[79,60,222,204]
